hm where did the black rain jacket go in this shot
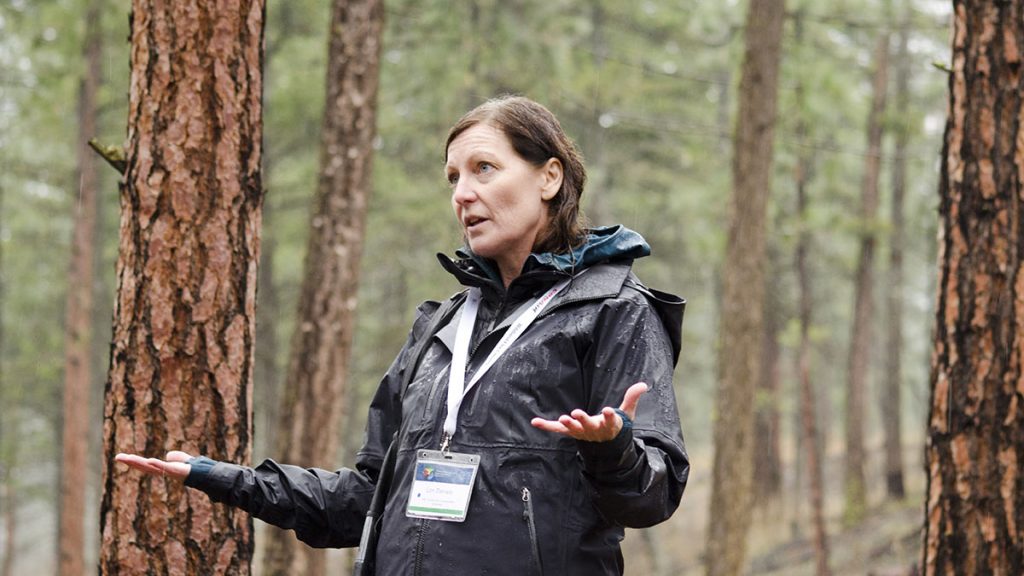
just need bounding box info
[186,248,688,576]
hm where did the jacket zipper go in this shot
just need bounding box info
[412,519,426,576]
[522,487,545,576]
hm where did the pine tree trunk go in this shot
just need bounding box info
[639,527,667,576]
[794,67,830,574]
[844,31,889,526]
[251,0,296,464]
[58,1,102,573]
[754,252,783,505]
[798,238,830,576]
[254,172,280,462]
[0,462,15,576]
[924,1,1024,573]
[0,132,8,576]
[881,12,910,502]
[260,1,383,575]
[705,0,785,574]
[99,1,264,573]
[791,19,830,568]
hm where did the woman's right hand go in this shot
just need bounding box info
[115,450,193,481]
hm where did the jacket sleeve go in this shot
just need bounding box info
[183,301,441,548]
[575,289,689,528]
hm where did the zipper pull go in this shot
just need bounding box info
[521,487,530,519]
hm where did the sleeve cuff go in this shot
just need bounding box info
[576,410,640,476]
[184,455,218,487]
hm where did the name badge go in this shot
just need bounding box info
[406,450,480,522]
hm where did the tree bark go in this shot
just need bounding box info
[99,1,264,573]
[792,29,830,567]
[58,0,102,573]
[254,192,280,461]
[754,249,783,505]
[260,1,383,575]
[881,11,910,503]
[0,115,8,576]
[798,178,830,576]
[924,1,1024,573]
[705,0,785,574]
[0,461,15,576]
[844,30,889,526]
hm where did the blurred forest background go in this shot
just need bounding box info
[0,0,954,573]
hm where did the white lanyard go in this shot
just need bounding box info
[442,278,572,447]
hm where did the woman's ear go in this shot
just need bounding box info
[540,158,563,201]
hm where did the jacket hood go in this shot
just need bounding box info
[449,225,652,285]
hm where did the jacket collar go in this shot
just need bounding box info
[433,259,633,353]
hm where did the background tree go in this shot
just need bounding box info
[260,1,384,574]
[924,1,1024,573]
[844,25,890,525]
[57,0,103,572]
[754,243,784,506]
[793,16,829,573]
[705,0,786,574]
[98,1,265,573]
[881,4,911,502]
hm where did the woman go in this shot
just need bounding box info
[118,95,689,575]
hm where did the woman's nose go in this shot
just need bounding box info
[452,178,476,205]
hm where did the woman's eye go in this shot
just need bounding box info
[478,162,494,174]
[447,172,459,186]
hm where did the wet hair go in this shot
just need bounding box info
[445,95,588,254]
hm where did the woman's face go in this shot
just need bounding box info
[446,124,562,282]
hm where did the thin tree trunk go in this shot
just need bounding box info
[754,249,783,505]
[844,30,890,526]
[254,194,280,460]
[582,0,612,225]
[58,0,102,572]
[252,0,294,464]
[639,527,667,576]
[881,10,910,502]
[924,1,1024,573]
[260,2,383,575]
[798,231,830,576]
[705,0,785,574]
[0,116,8,576]
[792,27,830,567]
[0,459,15,576]
[99,1,264,573]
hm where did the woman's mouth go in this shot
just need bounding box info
[464,216,487,230]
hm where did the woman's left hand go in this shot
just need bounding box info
[530,382,648,442]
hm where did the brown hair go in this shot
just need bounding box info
[445,95,588,254]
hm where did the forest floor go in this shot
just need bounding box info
[623,437,927,575]
[746,499,921,576]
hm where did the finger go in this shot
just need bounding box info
[569,409,598,428]
[569,409,610,437]
[531,417,571,435]
[582,408,620,442]
[160,461,192,479]
[115,454,164,476]
[146,458,190,480]
[559,414,586,435]
[618,382,649,420]
[600,407,620,434]
[569,410,623,442]
[165,450,193,463]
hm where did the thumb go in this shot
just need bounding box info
[165,450,194,463]
[618,382,649,420]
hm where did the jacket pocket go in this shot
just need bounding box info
[521,487,545,576]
